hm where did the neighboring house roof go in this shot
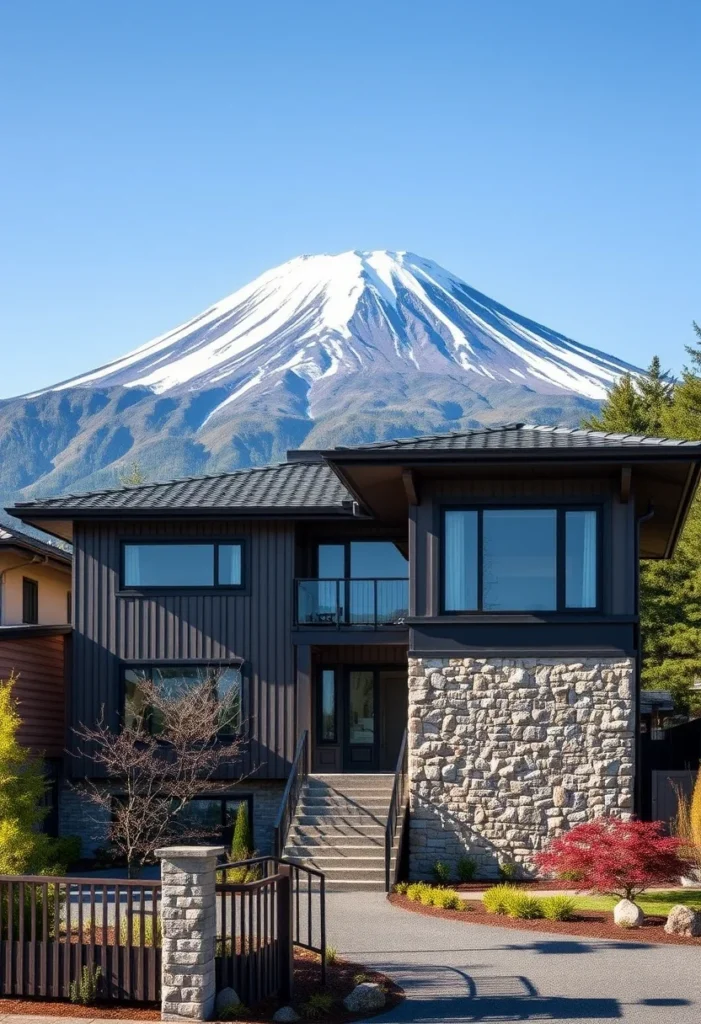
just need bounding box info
[328,424,701,453]
[0,524,71,564]
[640,690,675,714]
[8,462,353,516]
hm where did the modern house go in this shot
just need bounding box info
[0,525,73,834]
[8,424,701,885]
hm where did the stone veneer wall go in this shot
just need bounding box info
[408,656,635,879]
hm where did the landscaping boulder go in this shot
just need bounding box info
[214,987,241,1016]
[343,982,386,1013]
[613,899,644,928]
[273,1008,300,1023]
[664,904,701,938]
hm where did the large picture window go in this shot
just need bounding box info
[122,542,243,589]
[443,507,599,613]
[123,663,243,735]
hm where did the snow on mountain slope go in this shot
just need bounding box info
[35,250,638,406]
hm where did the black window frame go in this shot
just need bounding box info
[22,576,39,624]
[111,792,254,847]
[441,504,602,615]
[314,539,409,580]
[120,539,246,592]
[121,660,245,738]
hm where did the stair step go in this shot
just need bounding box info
[287,836,384,849]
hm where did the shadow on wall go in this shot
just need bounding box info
[409,796,530,881]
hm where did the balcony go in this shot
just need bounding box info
[294,578,409,629]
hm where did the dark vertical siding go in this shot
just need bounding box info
[71,519,296,780]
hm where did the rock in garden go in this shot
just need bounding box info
[215,987,241,1015]
[613,898,644,928]
[664,904,701,937]
[273,1008,300,1023]
[343,982,386,1013]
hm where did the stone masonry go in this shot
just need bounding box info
[408,656,635,879]
[157,845,224,1021]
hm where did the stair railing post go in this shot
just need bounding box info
[276,866,294,1003]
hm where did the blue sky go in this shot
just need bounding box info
[0,0,699,398]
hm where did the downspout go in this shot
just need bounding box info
[635,504,655,819]
[0,554,46,625]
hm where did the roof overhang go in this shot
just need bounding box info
[0,537,72,568]
[321,447,701,559]
[0,624,72,641]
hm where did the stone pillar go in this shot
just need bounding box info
[156,845,224,1022]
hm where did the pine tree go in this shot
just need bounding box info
[637,356,674,435]
[583,373,648,433]
[0,675,52,873]
[231,801,253,862]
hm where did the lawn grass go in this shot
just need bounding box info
[570,890,701,916]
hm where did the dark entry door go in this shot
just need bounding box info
[345,669,378,770]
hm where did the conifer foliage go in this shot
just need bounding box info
[585,334,701,712]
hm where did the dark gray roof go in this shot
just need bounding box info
[329,424,701,453]
[640,690,675,714]
[0,524,71,562]
[9,462,352,515]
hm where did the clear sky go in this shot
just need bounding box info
[0,0,699,398]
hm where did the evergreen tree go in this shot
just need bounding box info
[0,675,52,873]
[637,356,674,435]
[583,373,648,433]
[231,801,253,862]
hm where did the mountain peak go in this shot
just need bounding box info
[35,249,637,404]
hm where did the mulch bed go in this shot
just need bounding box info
[389,893,701,947]
[0,949,403,1022]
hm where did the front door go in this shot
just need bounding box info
[345,669,378,770]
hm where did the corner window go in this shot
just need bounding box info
[122,542,244,589]
[123,664,242,735]
[443,507,599,613]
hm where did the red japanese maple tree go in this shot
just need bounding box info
[535,817,685,900]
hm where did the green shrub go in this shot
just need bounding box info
[393,881,409,895]
[499,861,517,882]
[47,835,81,871]
[70,965,102,1005]
[353,972,371,985]
[457,856,477,883]
[542,895,577,921]
[432,860,452,885]
[218,1003,250,1020]
[301,992,334,1019]
[431,888,463,910]
[482,884,517,915]
[119,915,162,947]
[325,945,338,965]
[406,881,432,903]
[507,893,544,919]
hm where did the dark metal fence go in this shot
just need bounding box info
[295,577,409,628]
[0,875,161,1002]
[216,855,326,1006]
[385,728,409,891]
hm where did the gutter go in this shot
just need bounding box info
[0,554,46,625]
[634,503,655,819]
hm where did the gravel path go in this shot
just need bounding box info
[326,892,701,1024]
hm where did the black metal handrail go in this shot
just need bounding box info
[272,730,309,860]
[385,727,409,892]
[294,577,408,629]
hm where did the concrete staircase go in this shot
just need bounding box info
[283,774,396,891]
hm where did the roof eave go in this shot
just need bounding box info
[321,446,701,464]
[7,504,356,521]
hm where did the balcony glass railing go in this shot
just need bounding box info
[294,578,409,628]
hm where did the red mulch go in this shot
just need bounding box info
[389,893,701,947]
[0,950,403,1022]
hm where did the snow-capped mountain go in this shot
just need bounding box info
[1,250,638,506]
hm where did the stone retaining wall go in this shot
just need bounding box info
[408,656,635,879]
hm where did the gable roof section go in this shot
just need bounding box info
[0,524,71,564]
[327,423,701,454]
[9,462,353,516]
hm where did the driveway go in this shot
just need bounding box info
[326,892,700,1023]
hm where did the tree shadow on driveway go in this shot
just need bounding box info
[495,938,651,955]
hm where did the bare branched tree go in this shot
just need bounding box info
[74,670,245,875]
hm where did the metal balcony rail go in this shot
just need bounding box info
[294,577,408,628]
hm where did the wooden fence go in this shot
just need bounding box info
[0,876,161,1003]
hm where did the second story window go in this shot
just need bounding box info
[443,507,599,613]
[122,542,243,589]
[22,577,39,624]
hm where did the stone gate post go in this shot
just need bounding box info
[156,844,224,1021]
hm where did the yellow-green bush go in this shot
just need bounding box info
[482,884,517,915]
[542,895,577,921]
[506,893,544,919]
